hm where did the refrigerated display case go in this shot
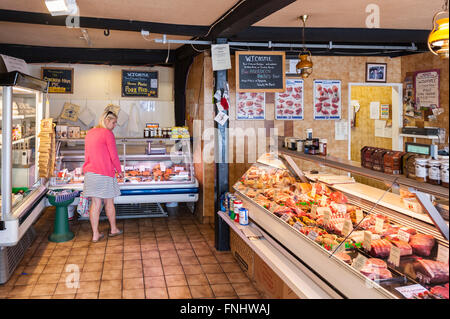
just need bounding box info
[50,137,198,218]
[0,71,48,283]
[229,151,449,299]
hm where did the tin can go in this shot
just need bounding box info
[228,194,235,217]
[239,208,249,226]
[223,192,230,212]
[233,200,242,222]
[296,140,304,152]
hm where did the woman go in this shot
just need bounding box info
[82,110,123,242]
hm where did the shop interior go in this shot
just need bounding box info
[0,0,449,300]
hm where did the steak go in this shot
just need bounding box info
[370,239,392,258]
[414,259,449,284]
[430,285,449,299]
[409,234,435,257]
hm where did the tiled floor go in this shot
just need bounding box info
[0,206,263,299]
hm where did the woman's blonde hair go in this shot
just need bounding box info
[96,110,118,128]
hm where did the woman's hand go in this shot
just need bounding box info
[117,172,124,178]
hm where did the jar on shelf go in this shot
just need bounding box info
[296,140,304,152]
[428,159,441,185]
[319,139,327,156]
[415,158,428,182]
[441,160,449,188]
[305,128,313,140]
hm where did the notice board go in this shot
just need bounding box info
[121,70,158,98]
[414,69,440,109]
[236,51,286,92]
[41,67,73,94]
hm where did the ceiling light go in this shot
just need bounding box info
[296,15,313,78]
[428,0,449,59]
[45,0,78,16]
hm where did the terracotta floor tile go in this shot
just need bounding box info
[165,274,187,287]
[30,283,57,296]
[226,272,251,283]
[141,250,160,259]
[163,265,184,276]
[161,256,181,266]
[23,265,46,275]
[179,256,200,266]
[76,292,98,299]
[123,289,145,299]
[72,241,90,248]
[77,280,100,294]
[186,273,209,286]
[101,269,122,281]
[85,254,104,263]
[106,240,124,247]
[145,287,168,299]
[123,267,143,279]
[142,258,161,268]
[232,283,259,296]
[190,285,214,298]
[175,242,192,250]
[70,247,89,256]
[7,285,35,298]
[177,249,195,257]
[66,255,87,265]
[143,266,164,277]
[123,277,144,290]
[42,263,65,274]
[239,294,263,299]
[123,259,142,270]
[159,250,178,258]
[87,247,106,256]
[141,244,159,252]
[14,274,40,286]
[104,253,123,261]
[52,293,76,299]
[27,256,49,266]
[201,264,223,274]
[54,282,78,295]
[33,248,53,257]
[193,248,213,257]
[215,253,236,263]
[51,249,71,257]
[167,286,192,299]
[211,283,236,297]
[124,245,141,253]
[157,242,175,251]
[100,279,122,292]
[103,260,123,271]
[82,262,103,272]
[80,271,102,282]
[99,291,122,299]
[144,276,166,288]
[47,256,68,265]
[123,252,142,261]
[37,273,61,284]
[105,246,124,254]
[198,256,218,264]
[206,273,229,285]
[221,262,242,273]
[182,264,204,275]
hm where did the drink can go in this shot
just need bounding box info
[223,192,230,211]
[234,212,240,223]
[228,195,236,217]
[233,200,242,221]
[239,208,249,226]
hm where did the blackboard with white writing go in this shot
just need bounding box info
[122,70,158,98]
[41,67,73,94]
[236,51,285,92]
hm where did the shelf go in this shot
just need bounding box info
[56,137,190,143]
[400,134,440,140]
[0,114,35,121]
[278,143,449,199]
[0,135,35,149]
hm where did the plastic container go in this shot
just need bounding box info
[296,140,304,152]
[415,158,428,182]
[428,160,441,185]
[239,208,249,225]
[441,161,449,188]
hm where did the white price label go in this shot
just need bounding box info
[323,210,331,226]
[351,253,368,271]
[355,209,364,223]
[395,284,429,299]
[293,222,303,232]
[281,213,291,222]
[342,219,353,236]
[437,245,449,264]
[160,162,166,172]
[320,195,328,207]
[311,186,316,198]
[363,231,372,251]
[311,205,318,218]
[307,231,318,241]
[397,230,411,243]
[388,245,401,267]
[375,217,384,233]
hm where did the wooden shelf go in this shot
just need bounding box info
[278,144,449,199]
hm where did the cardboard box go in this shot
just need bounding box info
[230,229,255,279]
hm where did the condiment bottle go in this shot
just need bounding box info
[441,160,449,188]
[319,139,327,156]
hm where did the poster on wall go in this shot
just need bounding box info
[414,69,440,109]
[275,79,304,120]
[236,92,265,120]
[313,80,341,120]
[41,67,73,94]
[121,70,158,98]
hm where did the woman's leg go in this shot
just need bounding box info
[104,198,121,235]
[89,197,103,241]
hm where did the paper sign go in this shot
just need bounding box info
[0,54,30,75]
[374,119,386,137]
[335,120,348,141]
[307,231,318,241]
[342,219,353,236]
[288,59,299,74]
[211,44,231,71]
[397,230,411,243]
[280,213,291,222]
[363,231,372,251]
[293,222,303,232]
[320,195,328,207]
[370,101,380,119]
[375,217,384,233]
[437,245,449,264]
[311,205,318,219]
[395,284,429,299]
[355,209,364,223]
[388,245,401,267]
[381,104,390,119]
[352,253,368,271]
[310,186,316,198]
[323,210,331,226]
[214,111,229,126]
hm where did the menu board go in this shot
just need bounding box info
[41,67,73,94]
[313,80,342,120]
[236,51,285,93]
[236,92,265,120]
[122,70,158,97]
[414,69,440,109]
[275,79,304,120]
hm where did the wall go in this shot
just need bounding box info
[400,52,449,147]
[28,63,175,137]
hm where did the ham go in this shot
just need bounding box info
[414,259,449,284]
[391,240,413,256]
[360,266,392,280]
[370,239,392,258]
[409,234,435,257]
[430,285,449,299]
[365,258,387,269]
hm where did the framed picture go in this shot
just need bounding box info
[366,63,387,83]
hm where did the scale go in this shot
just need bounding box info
[404,142,438,158]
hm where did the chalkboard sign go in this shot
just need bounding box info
[236,51,286,93]
[122,70,158,98]
[41,67,73,94]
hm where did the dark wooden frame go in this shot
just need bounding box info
[41,67,74,94]
[365,62,387,83]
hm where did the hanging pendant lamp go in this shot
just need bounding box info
[428,0,449,59]
[296,15,313,78]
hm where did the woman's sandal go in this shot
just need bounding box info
[108,229,123,237]
[92,233,105,243]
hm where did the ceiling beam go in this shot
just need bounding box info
[0,44,175,65]
[0,9,208,36]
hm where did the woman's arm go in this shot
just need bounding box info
[105,130,122,174]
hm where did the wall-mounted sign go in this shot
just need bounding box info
[313,80,341,120]
[414,69,440,109]
[236,92,265,120]
[41,67,73,94]
[121,70,158,98]
[275,79,304,120]
[236,51,286,92]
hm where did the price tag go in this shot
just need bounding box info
[374,217,384,233]
[363,231,372,251]
[342,219,353,236]
[323,210,331,226]
[397,230,411,243]
[269,204,280,213]
[293,222,303,232]
[395,284,429,299]
[311,205,318,218]
[280,213,291,222]
[351,253,368,271]
[388,245,401,267]
[160,162,166,172]
[307,231,318,241]
[436,245,449,264]
[320,195,328,207]
[311,186,316,198]
[355,209,364,224]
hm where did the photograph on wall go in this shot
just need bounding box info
[236,92,265,120]
[365,63,387,83]
[275,79,304,120]
[313,80,341,120]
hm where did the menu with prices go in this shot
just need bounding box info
[275,79,304,120]
[236,92,265,120]
[313,80,342,120]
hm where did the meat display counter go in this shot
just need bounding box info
[0,71,48,283]
[49,137,198,218]
[230,153,449,299]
